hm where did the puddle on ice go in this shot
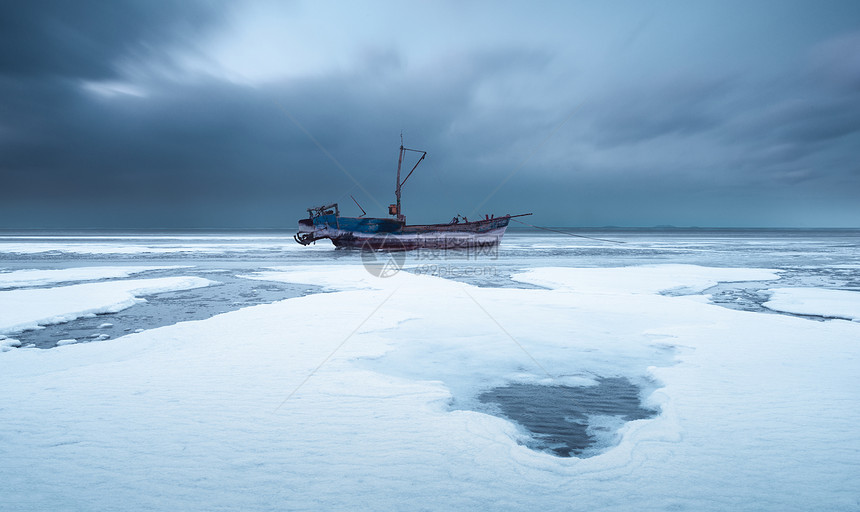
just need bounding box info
[478,377,658,458]
[356,333,672,460]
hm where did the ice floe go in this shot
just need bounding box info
[0,265,189,289]
[0,276,216,334]
[0,265,857,511]
[513,264,781,294]
[764,287,860,321]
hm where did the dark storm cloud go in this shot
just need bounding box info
[0,44,547,227]
[0,0,234,227]
[1,1,859,228]
[583,77,734,148]
[562,41,860,202]
[0,0,224,79]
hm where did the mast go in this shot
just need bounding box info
[391,135,426,224]
[395,141,404,222]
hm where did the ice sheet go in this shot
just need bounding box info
[1,265,858,511]
[513,264,781,294]
[0,265,188,289]
[764,287,860,321]
[0,276,216,334]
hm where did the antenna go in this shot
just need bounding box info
[350,195,367,217]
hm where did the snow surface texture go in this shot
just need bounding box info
[1,265,858,511]
[0,276,216,335]
[0,266,188,289]
[764,287,860,321]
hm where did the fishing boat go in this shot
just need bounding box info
[294,140,529,250]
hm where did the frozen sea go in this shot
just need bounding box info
[0,228,858,511]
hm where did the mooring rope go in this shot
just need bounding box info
[510,218,627,245]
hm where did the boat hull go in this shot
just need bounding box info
[297,216,510,250]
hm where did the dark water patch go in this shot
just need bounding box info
[693,282,774,313]
[658,265,859,322]
[757,308,854,322]
[11,271,318,349]
[478,377,657,458]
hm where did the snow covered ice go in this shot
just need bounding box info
[0,230,858,511]
[764,287,860,321]
[0,265,188,289]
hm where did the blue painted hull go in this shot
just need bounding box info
[297,215,511,250]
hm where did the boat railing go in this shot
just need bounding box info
[306,203,339,218]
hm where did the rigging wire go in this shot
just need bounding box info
[509,218,627,245]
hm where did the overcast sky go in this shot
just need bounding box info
[1,0,859,228]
